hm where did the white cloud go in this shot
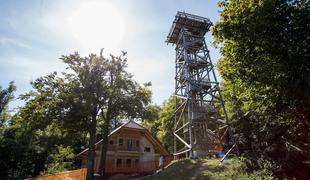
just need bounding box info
[4,55,65,81]
[1,55,66,110]
[126,52,175,104]
[0,37,32,49]
[127,58,167,83]
[1,0,222,107]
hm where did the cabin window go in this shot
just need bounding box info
[127,139,133,151]
[136,140,139,147]
[116,159,122,167]
[126,159,131,167]
[109,140,114,145]
[144,147,151,152]
[135,159,139,167]
[119,138,123,146]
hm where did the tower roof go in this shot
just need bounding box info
[166,11,212,44]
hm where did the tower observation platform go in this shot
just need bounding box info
[166,12,230,158]
[166,12,212,44]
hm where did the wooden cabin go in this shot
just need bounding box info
[76,121,171,177]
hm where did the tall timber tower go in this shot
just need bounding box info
[166,12,229,158]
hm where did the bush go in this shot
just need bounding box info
[41,145,74,175]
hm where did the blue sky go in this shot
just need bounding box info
[0,0,222,111]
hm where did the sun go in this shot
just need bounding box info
[67,1,125,52]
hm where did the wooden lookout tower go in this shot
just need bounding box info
[166,12,230,158]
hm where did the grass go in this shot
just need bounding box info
[197,158,254,180]
[143,157,273,180]
[142,159,201,180]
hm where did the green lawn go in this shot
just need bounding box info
[143,158,273,180]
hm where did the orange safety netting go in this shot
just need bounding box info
[25,168,87,180]
[26,157,172,180]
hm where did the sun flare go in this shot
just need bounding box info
[67,1,125,52]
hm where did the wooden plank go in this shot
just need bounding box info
[173,132,191,148]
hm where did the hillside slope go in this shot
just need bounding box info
[143,158,272,180]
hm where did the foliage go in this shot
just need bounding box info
[141,105,162,137]
[197,158,273,180]
[0,123,41,179]
[42,145,74,175]
[0,50,152,179]
[212,0,310,178]
[60,51,113,180]
[0,72,89,179]
[90,51,152,179]
[141,96,178,153]
[0,81,16,126]
[156,97,176,153]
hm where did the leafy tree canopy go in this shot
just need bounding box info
[0,81,16,126]
[212,0,310,178]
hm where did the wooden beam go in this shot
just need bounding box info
[220,143,236,163]
[173,148,191,156]
[173,132,191,148]
[175,122,190,133]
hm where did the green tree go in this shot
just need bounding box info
[1,72,89,179]
[0,51,152,179]
[60,51,110,180]
[141,105,162,137]
[0,115,51,179]
[141,96,181,153]
[156,96,176,153]
[213,0,310,177]
[58,50,152,179]
[96,54,152,180]
[42,145,74,175]
[0,81,16,126]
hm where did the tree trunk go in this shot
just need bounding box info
[98,98,113,180]
[86,115,98,180]
[98,118,110,180]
